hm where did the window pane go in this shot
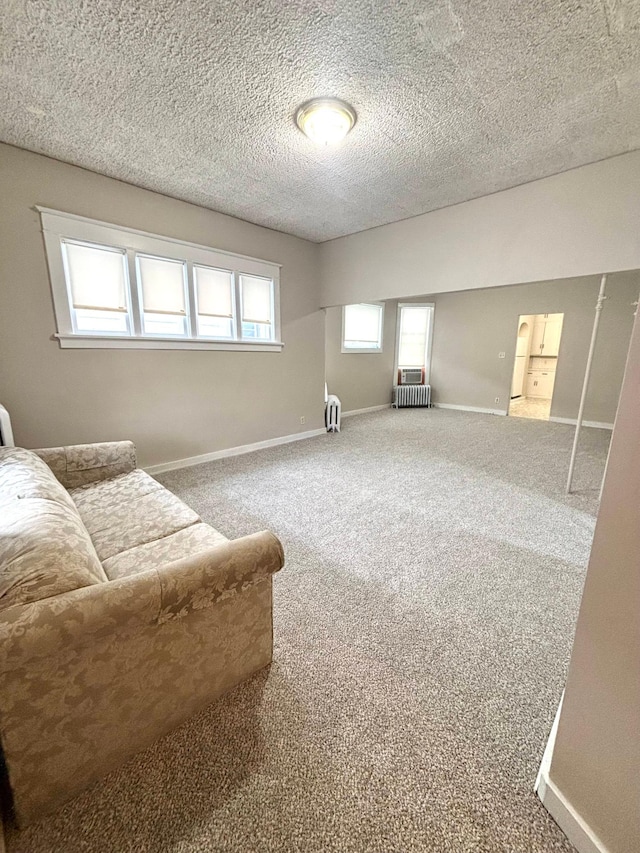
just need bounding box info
[398,306,430,367]
[401,306,430,335]
[64,241,128,312]
[241,321,272,340]
[343,339,375,349]
[195,265,234,338]
[138,255,186,315]
[240,275,273,325]
[74,308,128,334]
[198,317,234,339]
[344,304,382,348]
[399,340,427,366]
[195,266,233,317]
[142,312,187,336]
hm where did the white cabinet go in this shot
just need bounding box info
[526,369,555,398]
[543,317,563,356]
[535,357,557,370]
[521,313,562,401]
[538,372,555,397]
[531,313,563,356]
[531,322,545,355]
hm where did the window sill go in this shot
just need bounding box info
[55,334,284,352]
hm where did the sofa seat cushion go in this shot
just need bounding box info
[69,470,201,562]
[69,469,163,520]
[102,522,229,580]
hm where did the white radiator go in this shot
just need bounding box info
[326,394,341,432]
[392,384,432,408]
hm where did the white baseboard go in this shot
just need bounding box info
[535,695,611,853]
[535,693,563,800]
[147,405,394,474]
[342,404,390,418]
[549,416,614,430]
[537,774,611,853]
[433,403,508,416]
[145,427,326,475]
[431,405,614,429]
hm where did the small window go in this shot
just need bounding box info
[137,255,188,337]
[398,306,431,367]
[39,208,282,351]
[194,265,235,339]
[240,275,275,341]
[342,303,384,353]
[62,240,131,335]
[396,303,434,377]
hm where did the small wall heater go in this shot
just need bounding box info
[326,394,342,432]
[392,384,432,408]
[0,404,15,447]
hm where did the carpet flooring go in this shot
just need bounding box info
[5,409,610,853]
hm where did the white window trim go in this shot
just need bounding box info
[37,207,283,351]
[394,302,435,382]
[341,302,385,354]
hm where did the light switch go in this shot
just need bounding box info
[498,352,506,358]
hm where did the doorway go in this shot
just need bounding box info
[509,313,564,421]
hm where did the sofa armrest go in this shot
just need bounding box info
[34,440,137,489]
[0,531,284,672]
[158,530,285,622]
[0,567,159,674]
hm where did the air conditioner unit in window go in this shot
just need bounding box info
[398,368,424,385]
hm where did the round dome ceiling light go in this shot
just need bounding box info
[295,97,357,146]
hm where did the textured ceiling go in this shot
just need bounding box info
[1,1,640,242]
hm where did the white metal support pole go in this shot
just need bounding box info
[566,274,608,494]
[597,290,640,501]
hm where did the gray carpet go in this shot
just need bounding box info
[6,409,609,853]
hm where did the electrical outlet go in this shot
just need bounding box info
[495,397,500,404]
[498,352,506,359]
[300,416,306,425]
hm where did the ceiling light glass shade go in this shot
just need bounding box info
[295,98,356,145]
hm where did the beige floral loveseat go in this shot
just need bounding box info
[0,441,284,827]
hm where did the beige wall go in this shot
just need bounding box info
[324,302,398,411]
[427,274,639,423]
[547,311,640,852]
[320,151,640,307]
[0,144,324,468]
[325,276,638,423]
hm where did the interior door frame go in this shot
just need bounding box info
[509,314,532,402]
[507,311,565,416]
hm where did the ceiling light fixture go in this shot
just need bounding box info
[295,97,356,146]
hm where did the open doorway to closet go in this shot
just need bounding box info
[509,313,564,421]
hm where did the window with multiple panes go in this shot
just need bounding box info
[39,208,282,351]
[396,303,434,375]
[341,303,384,352]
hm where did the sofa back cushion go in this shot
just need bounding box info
[0,448,107,611]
